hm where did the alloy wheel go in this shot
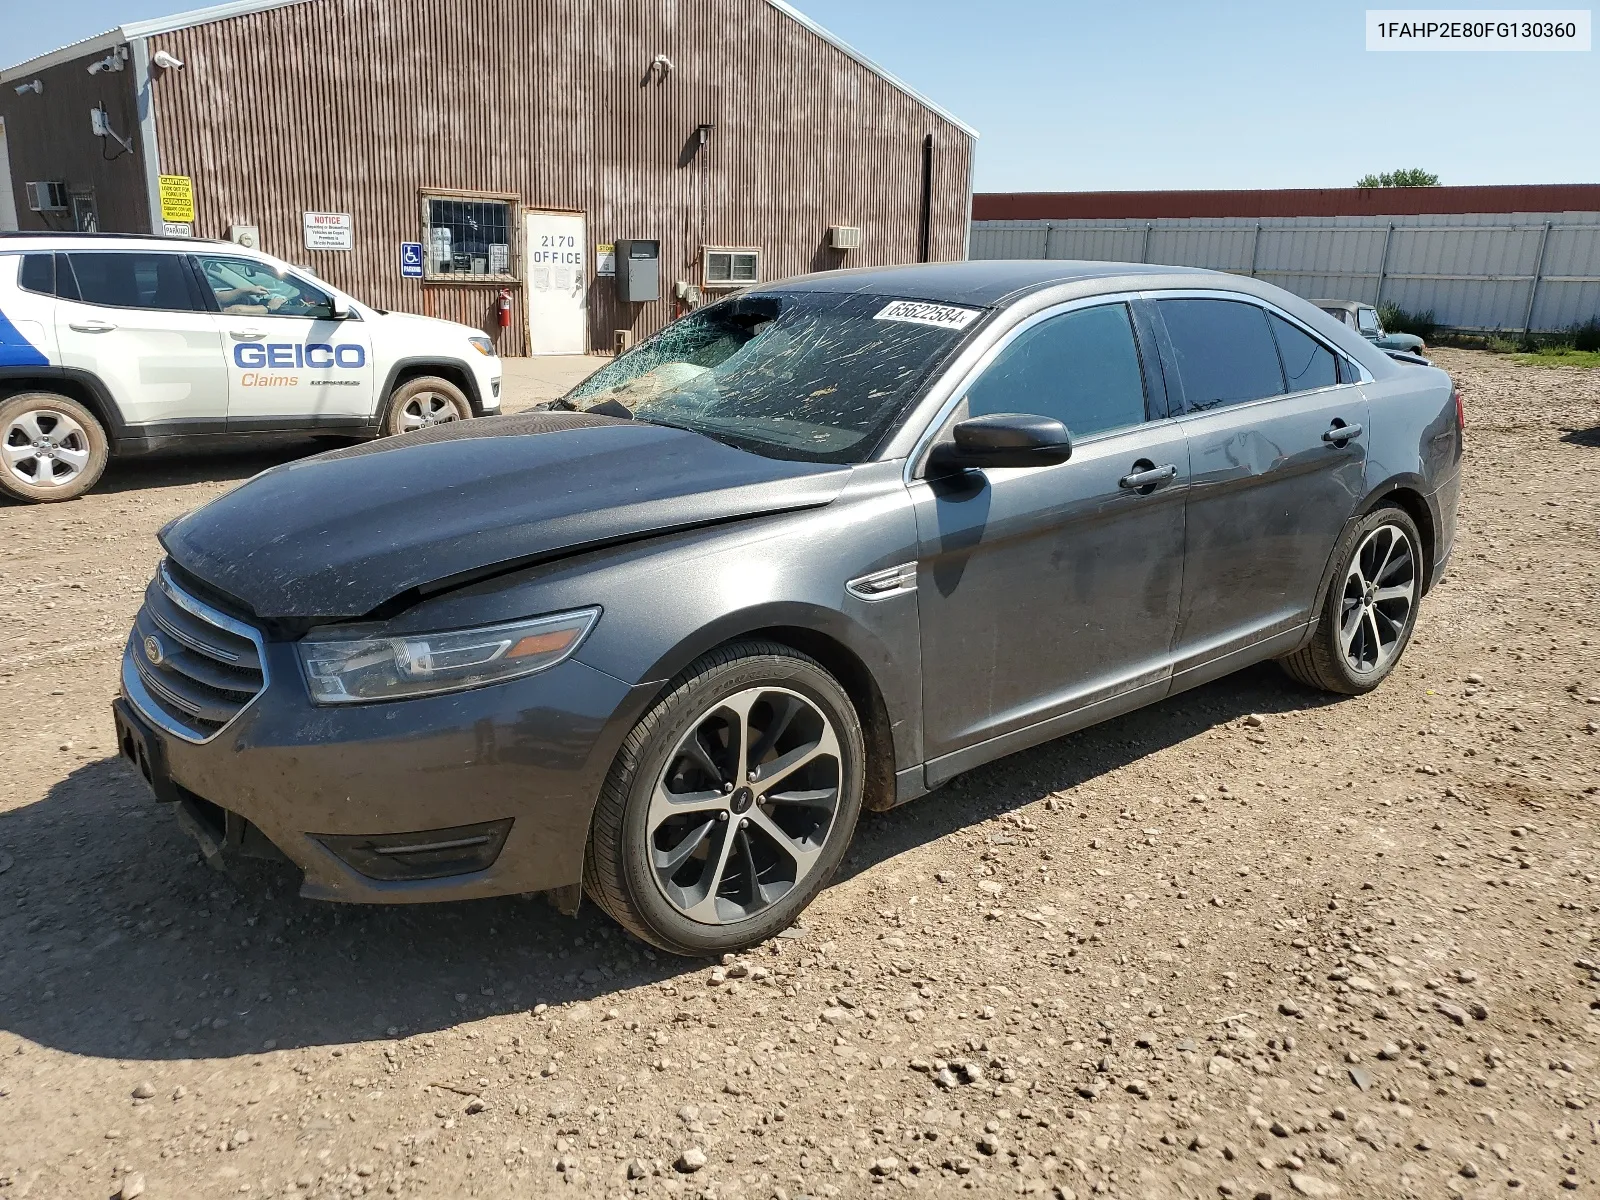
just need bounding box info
[2,409,92,490]
[398,393,462,432]
[647,686,843,925]
[1339,523,1417,674]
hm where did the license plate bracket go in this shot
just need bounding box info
[112,699,179,803]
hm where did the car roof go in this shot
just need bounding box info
[0,232,233,250]
[771,259,1214,307]
[1309,299,1367,311]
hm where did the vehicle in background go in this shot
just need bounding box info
[0,232,502,503]
[1313,298,1429,357]
[113,261,1463,956]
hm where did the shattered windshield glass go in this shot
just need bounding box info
[559,291,984,463]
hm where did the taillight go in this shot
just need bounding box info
[1453,388,1465,434]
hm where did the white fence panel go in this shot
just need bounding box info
[970,210,1600,332]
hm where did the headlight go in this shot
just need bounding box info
[468,335,497,357]
[299,608,599,704]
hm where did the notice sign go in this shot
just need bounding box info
[302,211,353,251]
[158,175,194,223]
[596,243,616,276]
[399,241,424,278]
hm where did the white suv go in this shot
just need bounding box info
[0,233,502,502]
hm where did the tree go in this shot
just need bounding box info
[1356,169,1441,188]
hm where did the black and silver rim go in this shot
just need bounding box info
[397,392,461,431]
[1339,523,1416,675]
[647,686,842,926]
[3,408,91,489]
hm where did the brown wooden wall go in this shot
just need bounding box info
[0,55,148,234]
[144,0,972,353]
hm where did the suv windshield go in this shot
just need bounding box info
[562,291,983,463]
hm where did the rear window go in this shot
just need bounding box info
[1268,313,1339,393]
[63,252,200,312]
[1157,299,1285,412]
[18,253,53,296]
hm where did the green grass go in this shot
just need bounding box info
[1513,347,1600,368]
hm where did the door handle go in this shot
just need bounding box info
[1322,422,1363,444]
[1119,463,1179,491]
[68,320,116,333]
[229,329,267,341]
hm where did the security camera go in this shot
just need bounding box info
[152,49,184,70]
[14,80,42,95]
[87,54,125,75]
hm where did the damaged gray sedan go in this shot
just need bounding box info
[116,261,1462,956]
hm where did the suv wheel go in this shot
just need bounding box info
[584,642,866,956]
[382,376,471,436]
[0,393,109,503]
[1281,504,1424,695]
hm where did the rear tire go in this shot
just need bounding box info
[0,392,109,503]
[381,376,471,436]
[584,641,865,956]
[1280,504,1424,695]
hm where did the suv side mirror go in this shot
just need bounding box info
[329,295,350,320]
[927,412,1073,474]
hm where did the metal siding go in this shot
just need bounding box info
[146,0,971,354]
[974,184,1600,221]
[972,211,1600,333]
[0,54,149,232]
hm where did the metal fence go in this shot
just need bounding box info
[970,211,1600,333]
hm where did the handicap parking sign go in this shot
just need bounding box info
[399,242,424,279]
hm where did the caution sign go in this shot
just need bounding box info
[158,175,194,223]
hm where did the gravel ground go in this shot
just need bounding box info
[0,349,1596,1200]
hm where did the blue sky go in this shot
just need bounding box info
[8,0,1597,191]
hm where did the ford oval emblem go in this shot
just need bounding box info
[143,634,165,665]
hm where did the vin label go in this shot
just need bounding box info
[874,300,981,330]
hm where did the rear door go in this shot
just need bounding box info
[54,250,226,428]
[192,253,374,426]
[912,299,1188,767]
[1155,296,1368,678]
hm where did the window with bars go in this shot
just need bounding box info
[421,195,517,280]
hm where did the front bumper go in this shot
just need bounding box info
[118,636,647,903]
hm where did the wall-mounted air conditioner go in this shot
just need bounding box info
[26,181,69,212]
[829,225,862,251]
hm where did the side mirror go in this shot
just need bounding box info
[329,295,350,320]
[927,412,1073,474]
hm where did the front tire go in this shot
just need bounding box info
[381,376,471,436]
[1280,505,1424,695]
[0,392,109,503]
[584,642,866,956]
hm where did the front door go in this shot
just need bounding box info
[53,249,226,429]
[524,210,587,355]
[1155,297,1369,672]
[193,253,374,425]
[912,300,1188,770]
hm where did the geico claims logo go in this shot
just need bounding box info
[233,343,367,369]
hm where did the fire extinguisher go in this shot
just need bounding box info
[497,288,512,329]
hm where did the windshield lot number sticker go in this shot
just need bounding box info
[874,300,980,330]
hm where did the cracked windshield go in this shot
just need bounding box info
[559,291,981,462]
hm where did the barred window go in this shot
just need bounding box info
[421,195,517,280]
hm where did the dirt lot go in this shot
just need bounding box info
[0,349,1596,1200]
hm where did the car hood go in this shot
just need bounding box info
[160,412,851,623]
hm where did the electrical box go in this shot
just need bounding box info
[614,239,660,303]
[228,225,261,250]
[25,182,69,212]
[829,225,862,251]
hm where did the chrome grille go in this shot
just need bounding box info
[123,565,268,742]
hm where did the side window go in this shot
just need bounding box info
[1268,314,1339,393]
[18,254,53,296]
[1156,299,1285,412]
[965,303,1149,440]
[195,255,335,319]
[63,252,200,311]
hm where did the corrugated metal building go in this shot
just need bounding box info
[0,0,975,355]
[972,186,1600,333]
